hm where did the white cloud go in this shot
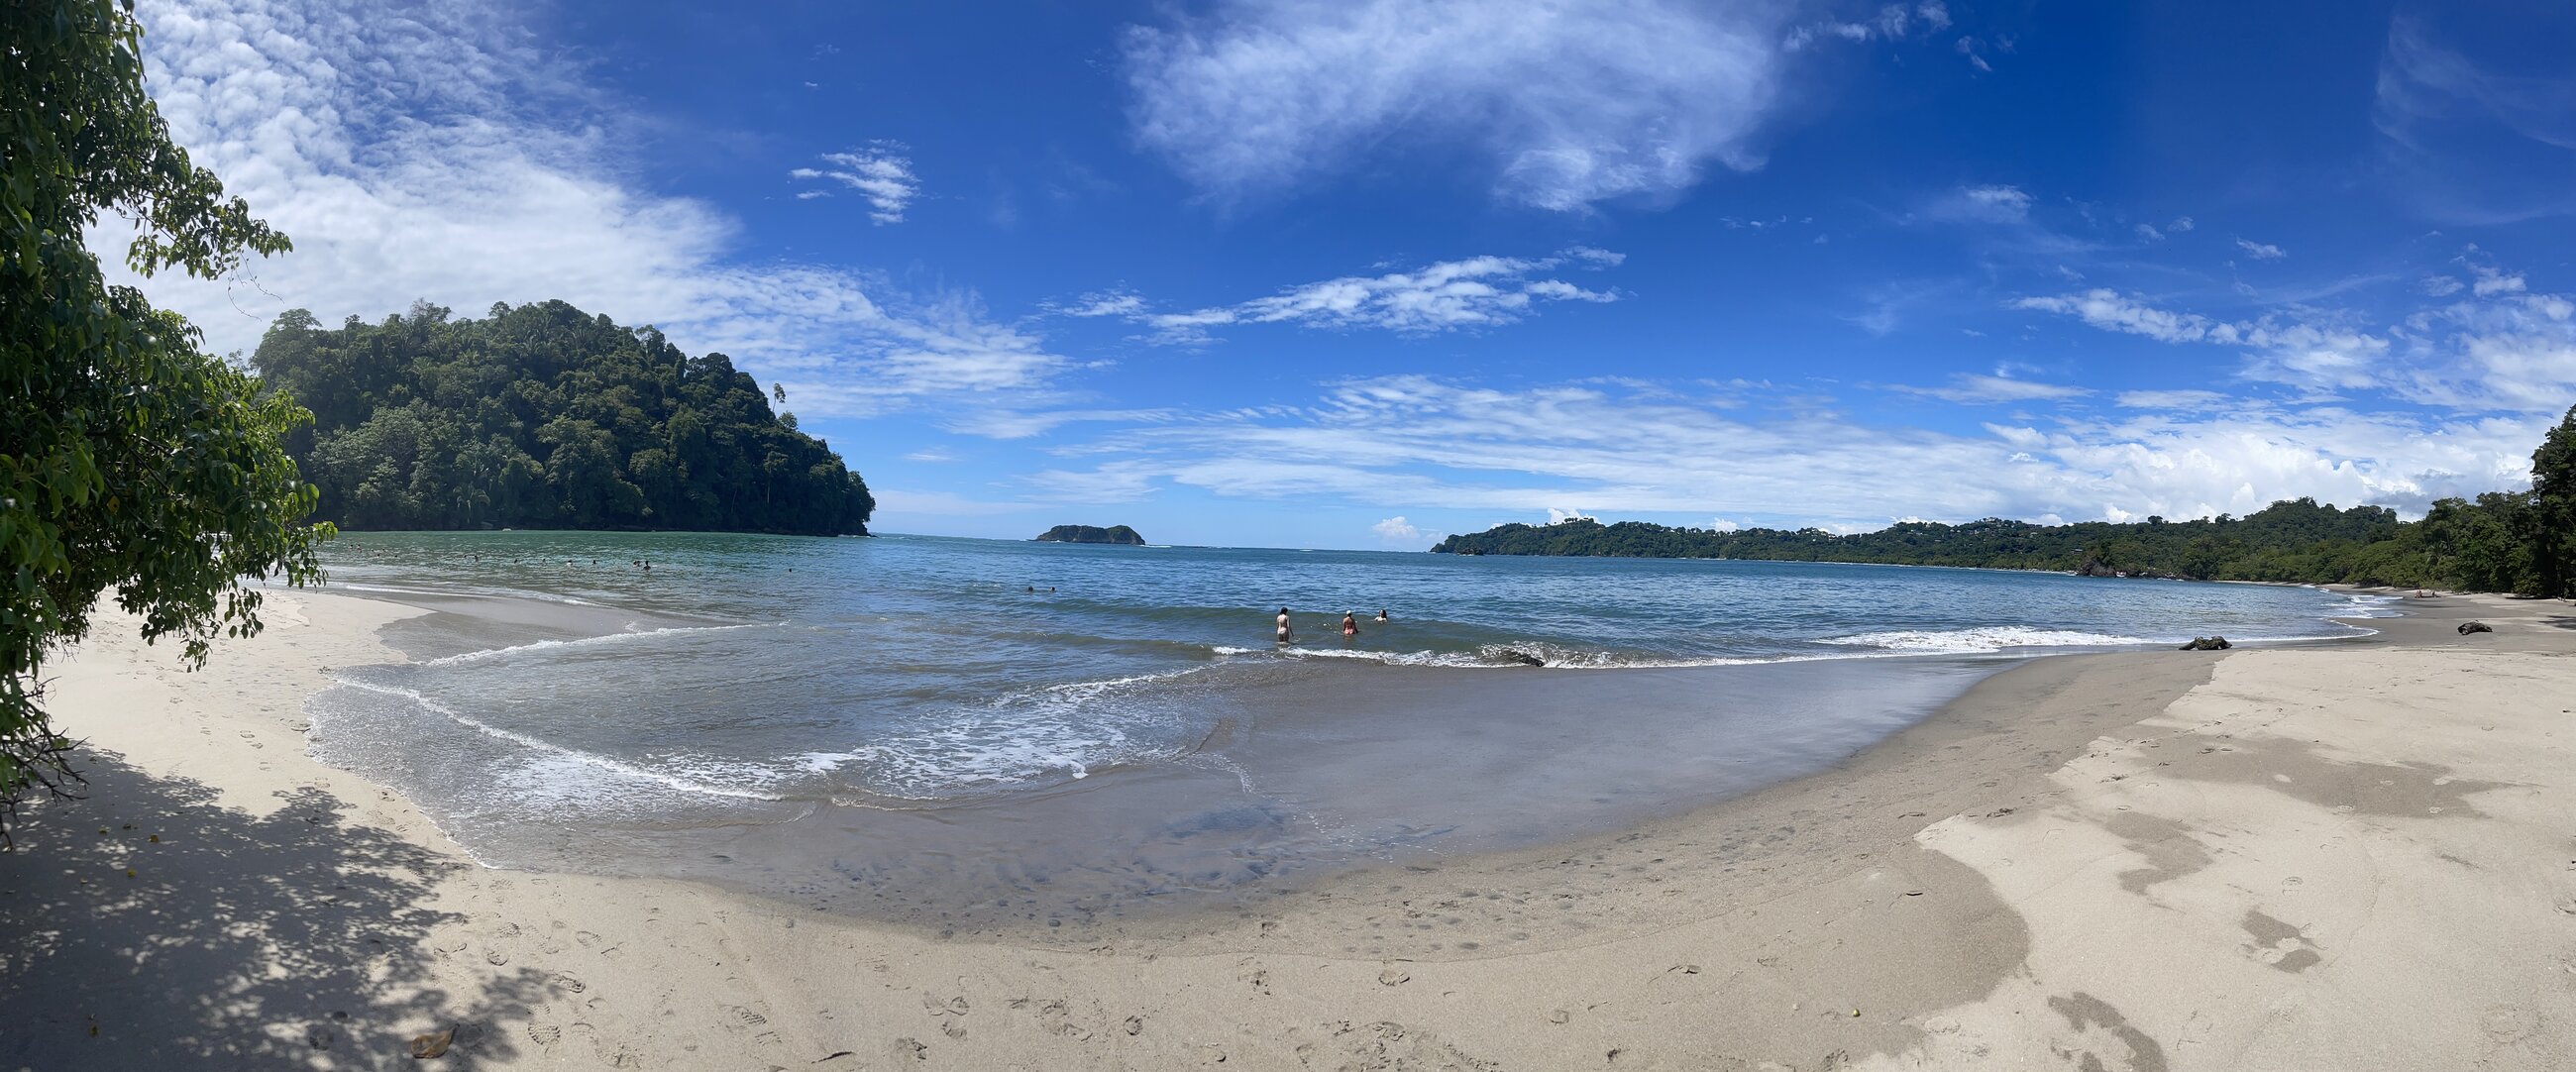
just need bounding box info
[2014,289,2229,344]
[1787,2,1956,51]
[2471,265,2526,296]
[1927,183,2033,224]
[1055,290,1149,318]
[1022,375,2555,528]
[1370,516,1426,543]
[2169,216,2196,232]
[1891,374,2090,404]
[1087,250,1620,345]
[2423,275,2466,296]
[1122,0,1790,211]
[2235,238,2289,260]
[2020,274,2576,411]
[97,0,1061,422]
[903,448,959,463]
[1545,506,1596,524]
[2134,223,2164,242]
[792,143,920,224]
[1955,37,1992,73]
[1709,517,1742,532]
[2115,389,2230,410]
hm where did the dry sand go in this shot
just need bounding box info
[4,588,2571,1070]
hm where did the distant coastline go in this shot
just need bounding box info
[1429,493,2547,595]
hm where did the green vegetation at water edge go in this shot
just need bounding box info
[4,0,331,836]
[1435,405,2576,598]
[253,301,876,537]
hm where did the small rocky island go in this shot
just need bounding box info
[1032,524,1146,545]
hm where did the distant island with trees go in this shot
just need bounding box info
[253,300,875,537]
[1034,525,1146,545]
[1436,406,2576,598]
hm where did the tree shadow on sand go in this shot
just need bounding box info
[0,750,555,1070]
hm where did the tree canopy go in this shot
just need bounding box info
[252,301,875,537]
[5,0,331,835]
[1435,406,2576,598]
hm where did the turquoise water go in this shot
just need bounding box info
[301,531,2388,922]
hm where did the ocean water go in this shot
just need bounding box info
[301,531,2390,927]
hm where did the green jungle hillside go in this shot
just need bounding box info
[252,301,874,537]
[1435,406,2576,597]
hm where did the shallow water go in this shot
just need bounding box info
[300,531,2389,925]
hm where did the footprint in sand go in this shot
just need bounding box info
[526,1023,561,1046]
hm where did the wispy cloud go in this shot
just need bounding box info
[1062,250,1621,345]
[1020,375,2555,527]
[2114,389,2230,410]
[2017,268,2576,411]
[2374,14,2576,223]
[1890,373,2090,405]
[2235,238,2289,261]
[1122,0,1791,211]
[790,142,921,224]
[1785,2,1954,51]
[1926,183,2033,224]
[97,0,1057,422]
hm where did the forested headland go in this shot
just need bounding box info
[252,300,875,537]
[1434,406,2576,597]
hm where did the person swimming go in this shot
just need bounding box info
[1342,611,1358,638]
[1276,607,1293,643]
[1374,609,1389,622]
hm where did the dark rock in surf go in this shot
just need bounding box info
[2457,620,2493,634]
[2178,636,2232,651]
[1032,524,1146,545]
[1494,649,1547,667]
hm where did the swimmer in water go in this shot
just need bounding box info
[1342,611,1359,638]
[1276,607,1293,643]
[1375,609,1389,623]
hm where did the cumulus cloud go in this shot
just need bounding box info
[95,0,1056,421]
[1121,0,1790,211]
[2235,238,2289,260]
[1069,250,1620,345]
[790,143,920,223]
[1370,516,1427,543]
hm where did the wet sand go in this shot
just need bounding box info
[5,587,2572,1069]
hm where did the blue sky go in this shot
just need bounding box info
[107,0,2576,548]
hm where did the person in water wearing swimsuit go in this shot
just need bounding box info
[1342,611,1359,638]
[1374,609,1389,622]
[1276,607,1294,643]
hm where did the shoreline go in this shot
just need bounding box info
[5,586,2571,1068]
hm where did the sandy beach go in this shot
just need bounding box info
[5,587,2572,1071]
